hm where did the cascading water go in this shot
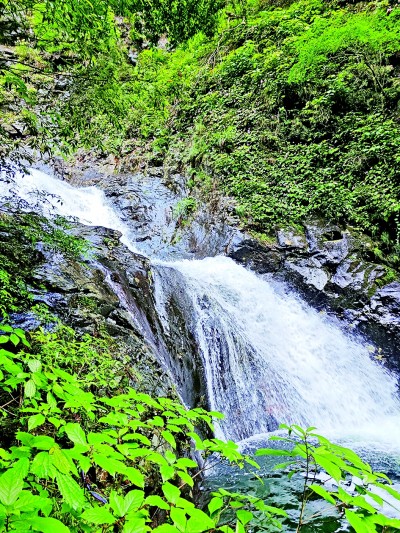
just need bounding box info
[4,168,400,449]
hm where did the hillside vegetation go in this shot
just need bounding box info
[2,0,400,263]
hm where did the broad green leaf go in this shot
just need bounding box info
[24,379,36,398]
[145,495,170,510]
[28,360,42,373]
[313,455,342,481]
[125,467,145,488]
[162,482,180,504]
[123,517,148,533]
[30,452,56,479]
[64,423,87,445]
[345,510,376,533]
[309,484,336,505]
[208,496,223,515]
[56,472,86,510]
[81,507,116,525]
[32,436,55,450]
[50,446,73,474]
[186,508,215,532]
[171,507,187,531]
[22,517,70,532]
[0,468,24,506]
[161,430,176,449]
[28,414,46,432]
[176,458,197,469]
[124,490,145,513]
[110,490,125,517]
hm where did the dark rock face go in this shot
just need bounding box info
[19,222,208,405]
[228,220,400,357]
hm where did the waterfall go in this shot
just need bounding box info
[4,168,400,448]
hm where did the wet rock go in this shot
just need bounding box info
[228,219,399,357]
[365,282,400,332]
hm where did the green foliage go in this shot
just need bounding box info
[0,0,224,173]
[256,424,400,532]
[172,197,197,224]
[120,0,400,265]
[0,325,267,532]
[0,210,89,317]
[0,324,399,532]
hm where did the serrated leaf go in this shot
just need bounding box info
[28,360,42,373]
[56,472,86,511]
[28,414,46,432]
[110,491,125,517]
[24,379,36,398]
[50,446,73,474]
[64,423,87,445]
[162,482,180,504]
[124,490,144,513]
[30,452,56,479]
[81,507,116,525]
[0,468,24,506]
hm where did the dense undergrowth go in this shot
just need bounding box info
[131,0,400,265]
[2,0,400,263]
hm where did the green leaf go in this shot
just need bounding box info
[123,517,148,533]
[110,490,126,517]
[345,510,376,533]
[32,436,55,450]
[313,454,342,481]
[208,496,223,515]
[56,472,86,511]
[9,333,20,346]
[25,379,36,398]
[64,423,87,445]
[161,430,177,449]
[171,507,187,531]
[186,508,215,532]
[162,482,180,504]
[125,467,145,488]
[30,452,56,479]
[176,458,197,469]
[124,490,145,513]
[51,446,73,474]
[24,517,70,532]
[28,414,46,432]
[28,360,42,373]
[145,495,170,510]
[0,468,24,506]
[309,484,337,505]
[81,507,116,525]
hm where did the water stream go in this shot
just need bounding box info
[3,168,400,452]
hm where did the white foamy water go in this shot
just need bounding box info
[154,257,400,446]
[3,168,400,449]
[0,168,139,252]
